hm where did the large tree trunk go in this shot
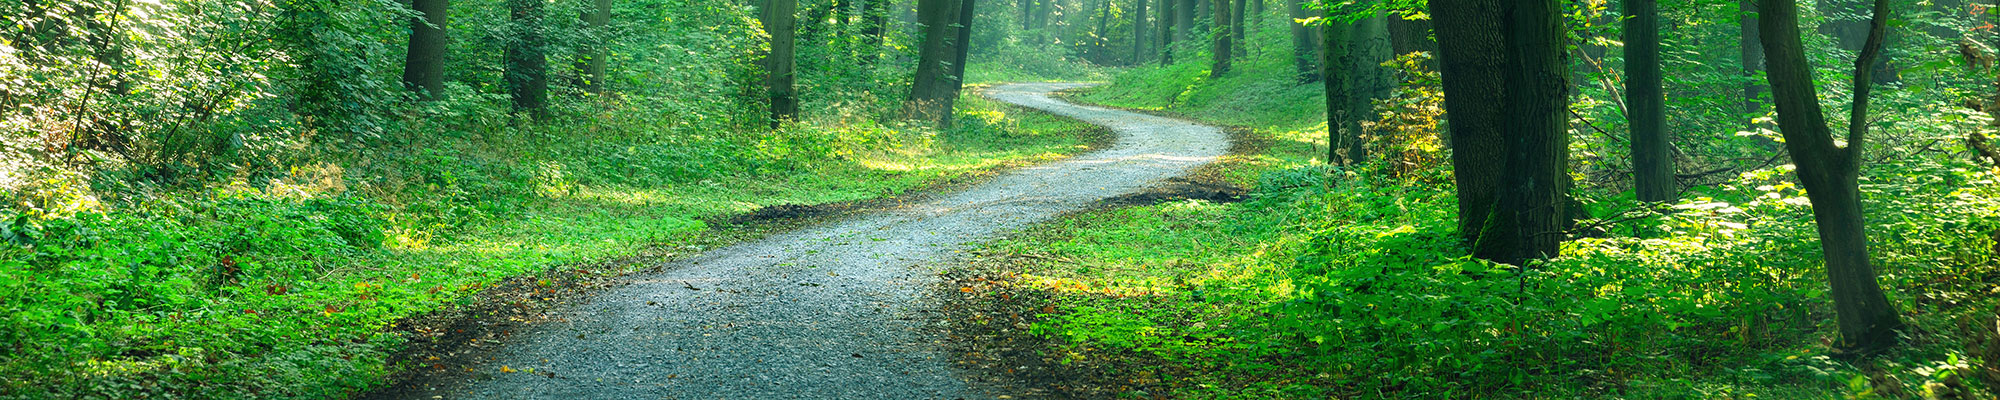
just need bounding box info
[1210,0,1232,77]
[1134,0,1148,64]
[1627,0,1673,202]
[1324,18,1351,163]
[1387,13,1435,69]
[402,0,449,99]
[1740,0,1765,131]
[1288,0,1317,81]
[1430,0,1506,245]
[906,0,965,125]
[1471,0,1570,264]
[764,0,799,126]
[1757,0,1903,352]
[582,0,611,93]
[507,0,548,115]
[1345,14,1393,165]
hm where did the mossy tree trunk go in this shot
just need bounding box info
[1757,0,1904,352]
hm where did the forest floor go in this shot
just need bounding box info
[359,82,1229,399]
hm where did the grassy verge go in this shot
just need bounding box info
[0,89,1105,399]
[950,57,2000,399]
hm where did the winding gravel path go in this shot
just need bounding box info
[408,82,1226,399]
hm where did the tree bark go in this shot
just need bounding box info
[1627,0,1673,202]
[1230,0,1245,57]
[1470,0,1570,265]
[1429,0,1505,244]
[582,0,611,93]
[952,0,977,81]
[1740,0,1765,130]
[764,0,799,126]
[1177,0,1196,43]
[1210,0,1232,77]
[1159,0,1175,64]
[1134,0,1148,64]
[1288,0,1317,82]
[1387,13,1435,69]
[403,0,449,99]
[906,0,965,125]
[1757,0,1903,352]
[1324,17,1351,163]
[507,0,548,115]
[1346,14,1392,164]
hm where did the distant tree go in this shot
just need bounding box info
[1289,0,1317,81]
[1323,17,1350,163]
[1230,0,1244,57]
[1159,0,1175,64]
[1740,0,1765,131]
[507,0,549,115]
[401,0,449,99]
[1177,0,1196,42]
[763,0,799,126]
[863,0,888,63]
[1626,0,1673,202]
[1756,0,1904,352]
[1328,13,1392,165]
[1387,13,1435,68]
[952,0,977,82]
[581,0,612,93]
[1134,0,1148,64]
[1210,0,1232,77]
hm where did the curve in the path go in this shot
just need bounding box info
[405,82,1227,399]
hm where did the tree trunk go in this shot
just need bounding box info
[582,0,611,93]
[1740,0,1765,131]
[1159,0,1175,64]
[1470,0,1570,265]
[1134,0,1148,64]
[403,0,449,99]
[1757,0,1903,352]
[1346,14,1393,164]
[864,0,888,63]
[906,0,964,125]
[1430,0,1506,244]
[953,0,977,81]
[1324,18,1351,163]
[1288,0,1317,81]
[1230,0,1245,57]
[1387,13,1435,69]
[1627,0,1672,202]
[765,0,799,126]
[1210,0,1232,77]
[507,0,548,115]
[1022,0,1033,29]
[1177,0,1196,43]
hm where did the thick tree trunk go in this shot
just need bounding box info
[1430,0,1506,244]
[1210,0,1232,77]
[1387,13,1435,69]
[1627,0,1673,202]
[765,0,799,125]
[507,0,548,115]
[403,0,449,99]
[1134,0,1148,64]
[1471,0,1570,265]
[582,0,611,93]
[1757,0,1903,352]
[1288,0,1317,81]
[906,0,965,125]
[1346,14,1393,165]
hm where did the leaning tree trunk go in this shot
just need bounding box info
[764,0,799,126]
[507,0,548,115]
[1757,0,1904,352]
[1210,0,1232,77]
[1429,0,1506,244]
[1471,0,1571,265]
[402,0,449,99]
[1627,0,1673,202]
[906,0,964,125]
[582,0,611,93]
[1288,0,1317,81]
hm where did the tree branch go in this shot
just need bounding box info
[1844,0,1889,167]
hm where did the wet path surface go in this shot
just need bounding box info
[403,82,1227,399]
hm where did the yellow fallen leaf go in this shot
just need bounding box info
[500,366,516,373]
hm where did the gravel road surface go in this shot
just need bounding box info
[399,82,1227,399]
